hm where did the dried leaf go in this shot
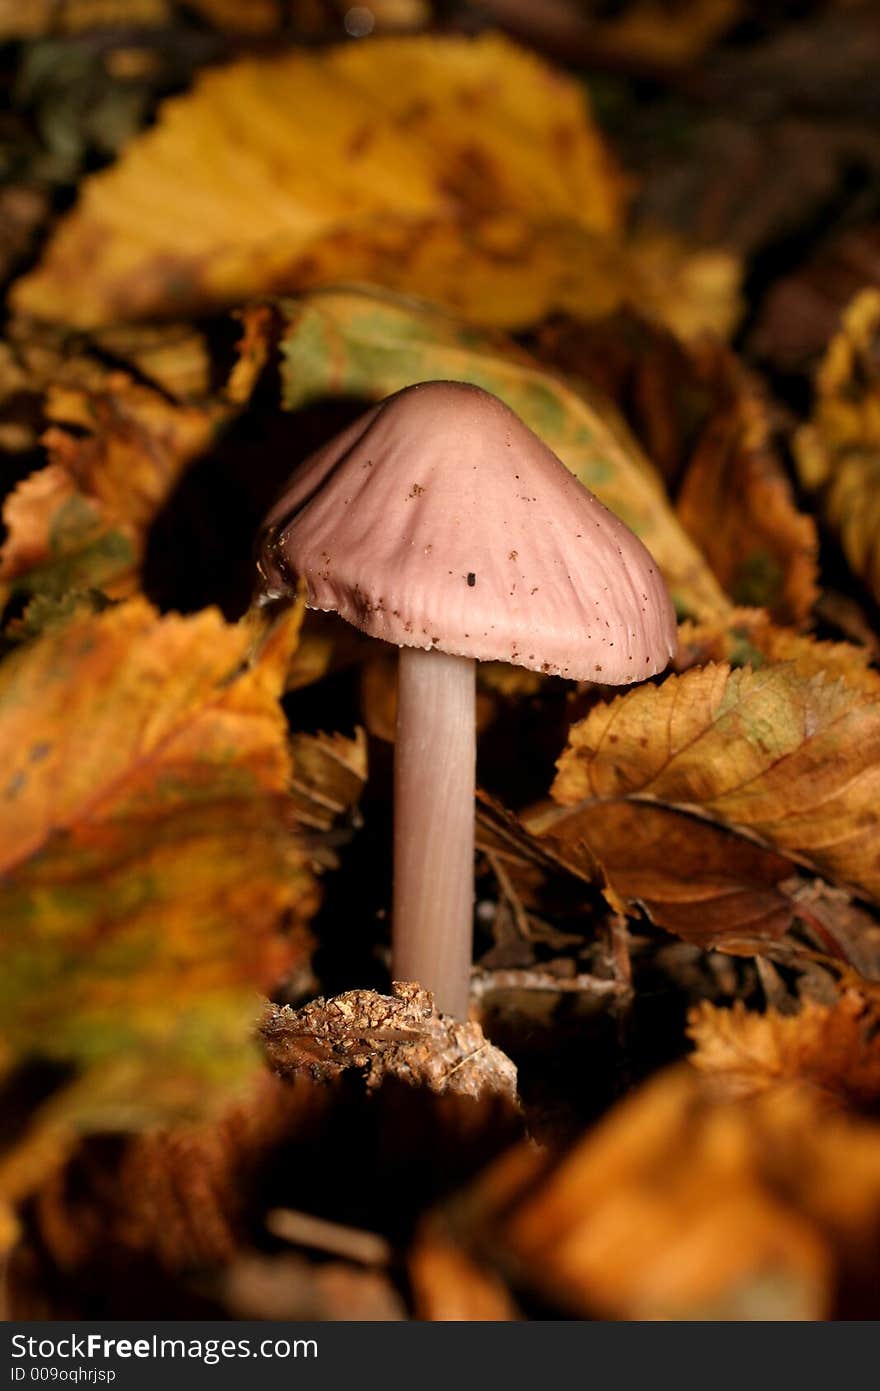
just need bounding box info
[531,798,798,949]
[416,1065,880,1318]
[534,316,817,625]
[795,289,880,606]
[689,987,880,1112]
[88,322,213,401]
[288,727,367,833]
[0,596,315,1247]
[261,983,519,1103]
[410,1234,519,1321]
[551,661,880,906]
[13,1070,329,1291]
[481,0,741,72]
[0,310,272,608]
[0,0,170,38]
[676,375,818,626]
[751,225,880,374]
[11,35,625,329]
[674,608,880,691]
[279,287,730,621]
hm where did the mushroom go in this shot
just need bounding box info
[257,381,677,1018]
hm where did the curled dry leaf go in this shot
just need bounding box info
[0,597,316,1247]
[279,287,729,622]
[689,986,880,1112]
[551,660,880,911]
[674,608,880,689]
[11,35,623,329]
[20,1073,327,1282]
[795,289,880,607]
[481,0,741,72]
[535,314,817,626]
[531,798,798,950]
[751,224,880,375]
[676,373,817,628]
[413,1065,880,1319]
[288,727,367,835]
[261,983,519,1104]
[0,306,273,609]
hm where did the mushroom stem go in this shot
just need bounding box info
[393,646,476,1018]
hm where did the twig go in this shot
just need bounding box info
[470,968,625,1000]
[486,849,535,943]
[266,1208,391,1268]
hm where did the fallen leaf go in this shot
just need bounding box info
[534,314,818,625]
[479,0,741,73]
[0,596,315,1245]
[674,608,880,691]
[11,34,625,329]
[0,0,170,38]
[9,1069,331,1302]
[531,798,798,950]
[410,1234,519,1321]
[415,1064,880,1318]
[751,224,880,375]
[88,322,213,402]
[288,727,367,834]
[551,660,880,904]
[689,987,880,1112]
[279,287,730,621]
[676,373,817,626]
[795,289,880,606]
[0,308,271,609]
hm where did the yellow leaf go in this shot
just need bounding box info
[795,289,880,606]
[535,316,813,623]
[676,371,818,626]
[416,1065,880,1318]
[552,661,880,904]
[0,308,270,608]
[9,35,737,339]
[676,608,880,692]
[0,598,313,1166]
[689,987,880,1111]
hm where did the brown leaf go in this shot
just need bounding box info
[0,309,272,608]
[481,0,741,73]
[751,225,880,375]
[795,288,880,606]
[0,597,315,1245]
[689,987,880,1112]
[414,1064,880,1318]
[674,608,880,691]
[676,372,818,626]
[552,660,880,906]
[30,1073,323,1277]
[531,798,797,949]
[534,315,818,625]
[288,728,367,834]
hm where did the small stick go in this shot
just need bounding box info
[471,968,625,1000]
[267,1208,391,1267]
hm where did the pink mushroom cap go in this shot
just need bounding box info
[258,381,677,683]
